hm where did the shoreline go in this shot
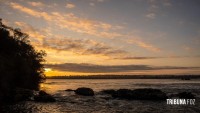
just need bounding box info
[1,87,199,113]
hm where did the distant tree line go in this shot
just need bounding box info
[47,75,200,79]
[0,19,46,103]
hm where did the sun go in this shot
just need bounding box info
[44,68,52,72]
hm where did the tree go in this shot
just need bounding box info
[0,19,46,102]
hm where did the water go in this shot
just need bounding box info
[1,79,200,113]
[41,79,200,93]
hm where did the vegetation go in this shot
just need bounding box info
[0,19,46,102]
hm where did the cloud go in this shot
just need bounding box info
[89,2,95,6]
[13,21,127,57]
[13,21,164,58]
[163,0,172,7]
[146,0,172,19]
[10,2,42,18]
[66,3,75,8]
[45,63,200,73]
[145,13,156,19]
[28,1,44,7]
[9,2,161,53]
[14,21,45,46]
[43,37,127,56]
[127,39,161,52]
[9,2,122,39]
[114,56,164,60]
[114,55,200,60]
[182,46,193,52]
[12,21,199,59]
[89,0,106,6]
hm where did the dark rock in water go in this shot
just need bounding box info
[131,88,167,100]
[112,89,133,99]
[65,89,74,91]
[112,88,167,100]
[101,89,116,95]
[34,90,56,102]
[75,87,94,96]
[39,90,48,95]
[178,92,195,99]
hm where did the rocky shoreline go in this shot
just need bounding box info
[67,87,195,100]
[0,87,198,113]
[1,87,196,105]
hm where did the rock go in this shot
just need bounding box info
[101,89,116,95]
[39,90,48,95]
[65,89,74,91]
[34,90,56,102]
[112,89,133,99]
[112,88,167,100]
[178,92,195,99]
[131,88,167,100]
[75,87,94,96]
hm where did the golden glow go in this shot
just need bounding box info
[2,1,199,76]
[45,69,95,76]
[44,68,52,72]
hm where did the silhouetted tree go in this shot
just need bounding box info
[0,19,46,102]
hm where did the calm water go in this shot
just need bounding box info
[41,79,200,94]
[1,79,200,113]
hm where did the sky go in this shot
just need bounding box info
[0,0,200,76]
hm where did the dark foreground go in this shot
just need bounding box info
[0,87,199,113]
[1,79,200,113]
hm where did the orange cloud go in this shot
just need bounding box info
[28,1,44,7]
[127,39,161,52]
[10,2,122,39]
[10,2,160,53]
[66,3,75,8]
[14,21,45,46]
[43,37,127,56]
[13,21,127,57]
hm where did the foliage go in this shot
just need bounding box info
[0,19,46,102]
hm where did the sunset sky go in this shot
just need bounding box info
[1,0,200,76]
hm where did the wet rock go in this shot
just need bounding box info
[34,90,56,102]
[112,88,167,100]
[131,88,167,100]
[112,89,133,99]
[75,87,94,96]
[178,92,195,99]
[65,89,74,91]
[101,89,116,95]
[39,90,48,95]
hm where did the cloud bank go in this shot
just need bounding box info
[45,63,200,73]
